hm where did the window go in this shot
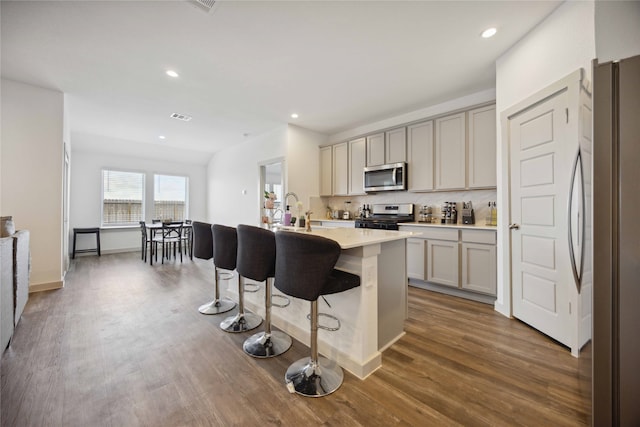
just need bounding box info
[154,174,188,221]
[102,169,145,226]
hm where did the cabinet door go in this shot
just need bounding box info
[435,112,466,190]
[319,146,333,196]
[468,105,497,188]
[407,120,434,191]
[348,137,366,195]
[427,239,459,288]
[332,142,348,196]
[385,127,406,164]
[366,133,385,166]
[406,238,426,280]
[461,242,496,295]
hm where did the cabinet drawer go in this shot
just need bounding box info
[461,229,496,244]
[420,228,459,241]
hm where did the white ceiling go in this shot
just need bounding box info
[1,0,561,162]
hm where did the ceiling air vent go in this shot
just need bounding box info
[190,0,217,13]
[170,112,193,122]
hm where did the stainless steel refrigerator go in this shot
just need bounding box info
[593,54,640,426]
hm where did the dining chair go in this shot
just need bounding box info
[182,219,193,260]
[139,221,153,263]
[153,222,183,264]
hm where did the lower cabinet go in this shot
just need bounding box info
[461,242,496,295]
[426,239,459,288]
[402,226,496,298]
[406,238,426,281]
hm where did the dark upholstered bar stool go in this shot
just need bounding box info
[274,231,360,397]
[192,221,236,315]
[217,224,262,333]
[237,225,292,358]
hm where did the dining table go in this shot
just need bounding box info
[145,221,192,265]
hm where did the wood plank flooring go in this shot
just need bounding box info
[1,252,591,426]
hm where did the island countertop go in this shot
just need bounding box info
[273,226,420,249]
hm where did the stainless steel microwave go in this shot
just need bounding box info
[363,162,407,192]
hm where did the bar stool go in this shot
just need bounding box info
[237,225,292,358]
[192,221,236,315]
[217,224,262,333]
[274,231,360,397]
[72,227,101,259]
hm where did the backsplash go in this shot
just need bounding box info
[310,189,497,226]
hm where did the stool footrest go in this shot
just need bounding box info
[306,312,340,332]
[271,294,290,308]
[244,283,260,293]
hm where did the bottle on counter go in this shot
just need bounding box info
[284,205,292,226]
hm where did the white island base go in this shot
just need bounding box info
[226,227,416,380]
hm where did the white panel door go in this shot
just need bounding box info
[509,90,572,347]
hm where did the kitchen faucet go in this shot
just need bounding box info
[284,192,299,207]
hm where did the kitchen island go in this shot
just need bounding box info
[237,226,419,379]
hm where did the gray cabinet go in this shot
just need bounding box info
[366,128,406,166]
[320,146,332,196]
[332,142,348,196]
[427,239,459,288]
[435,112,466,190]
[385,127,407,164]
[348,137,366,195]
[468,105,497,188]
[366,132,385,166]
[402,226,497,298]
[406,238,426,280]
[407,120,434,191]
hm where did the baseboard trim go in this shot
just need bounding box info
[29,280,64,293]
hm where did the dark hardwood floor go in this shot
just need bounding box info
[1,252,591,426]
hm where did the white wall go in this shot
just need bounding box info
[206,126,287,226]
[1,79,65,290]
[70,142,207,253]
[286,124,328,211]
[595,0,640,63]
[494,1,596,316]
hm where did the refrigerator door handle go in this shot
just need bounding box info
[567,147,585,293]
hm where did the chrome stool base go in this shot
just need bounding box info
[243,331,292,358]
[285,356,343,397]
[198,299,236,315]
[220,312,262,333]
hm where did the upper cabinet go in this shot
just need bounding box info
[319,146,332,196]
[366,128,406,166]
[407,120,434,191]
[435,112,466,190]
[385,127,407,164]
[468,105,497,188]
[366,133,385,166]
[319,103,496,197]
[348,137,366,195]
[332,142,348,196]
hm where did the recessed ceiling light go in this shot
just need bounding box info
[291,113,299,119]
[481,28,497,38]
[166,70,179,78]
[159,135,166,140]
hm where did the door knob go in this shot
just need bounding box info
[509,223,520,230]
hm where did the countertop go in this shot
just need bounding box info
[311,218,497,231]
[400,222,497,231]
[272,225,420,249]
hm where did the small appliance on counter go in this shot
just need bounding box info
[462,201,475,225]
[418,205,434,223]
[343,201,352,219]
[440,202,458,224]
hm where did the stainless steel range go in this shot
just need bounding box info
[354,203,414,230]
